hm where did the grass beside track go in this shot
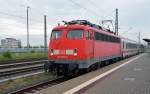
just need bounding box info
[0,52,47,63]
[0,73,53,94]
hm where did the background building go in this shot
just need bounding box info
[1,38,21,48]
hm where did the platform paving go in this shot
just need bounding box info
[81,53,150,94]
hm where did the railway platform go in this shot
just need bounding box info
[36,53,150,94]
[78,53,150,94]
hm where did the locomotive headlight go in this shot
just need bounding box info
[50,49,54,56]
[73,48,78,56]
[50,53,54,56]
[74,53,77,56]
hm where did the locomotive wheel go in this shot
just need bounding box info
[94,63,99,70]
[80,68,90,73]
[100,61,105,67]
[102,61,108,66]
[105,61,109,65]
[72,68,79,76]
[97,62,101,68]
[100,62,103,68]
[85,68,90,73]
[57,67,63,76]
[109,59,114,64]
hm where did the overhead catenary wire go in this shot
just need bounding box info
[0,10,52,31]
[0,24,43,30]
[86,0,116,31]
[0,11,43,24]
[86,0,114,20]
[67,0,116,31]
[0,19,44,30]
[68,0,104,19]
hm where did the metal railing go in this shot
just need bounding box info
[0,48,48,53]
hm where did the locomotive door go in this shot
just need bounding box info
[88,30,94,58]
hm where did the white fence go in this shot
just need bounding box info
[0,48,48,53]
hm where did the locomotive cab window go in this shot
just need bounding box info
[51,30,62,40]
[67,30,84,39]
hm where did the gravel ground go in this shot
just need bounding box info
[0,72,54,94]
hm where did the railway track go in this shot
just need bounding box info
[10,76,66,94]
[0,64,43,77]
[0,60,48,81]
[3,55,139,94]
[0,60,48,69]
[0,61,71,94]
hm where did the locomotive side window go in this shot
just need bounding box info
[94,31,120,43]
[51,30,62,39]
[86,31,89,40]
[67,30,84,39]
[86,31,93,40]
[95,32,99,40]
[89,31,93,40]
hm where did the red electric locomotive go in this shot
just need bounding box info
[44,20,141,75]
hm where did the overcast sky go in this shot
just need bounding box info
[0,0,149,46]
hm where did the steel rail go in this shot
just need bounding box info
[0,60,48,69]
[10,76,65,94]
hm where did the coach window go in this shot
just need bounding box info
[86,31,89,40]
[51,30,62,40]
[67,30,84,39]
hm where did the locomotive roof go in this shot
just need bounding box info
[52,20,139,44]
[53,24,139,44]
[53,24,120,38]
[53,24,88,30]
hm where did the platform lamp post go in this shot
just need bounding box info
[27,6,30,50]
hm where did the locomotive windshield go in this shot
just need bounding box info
[67,30,84,39]
[51,30,62,39]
